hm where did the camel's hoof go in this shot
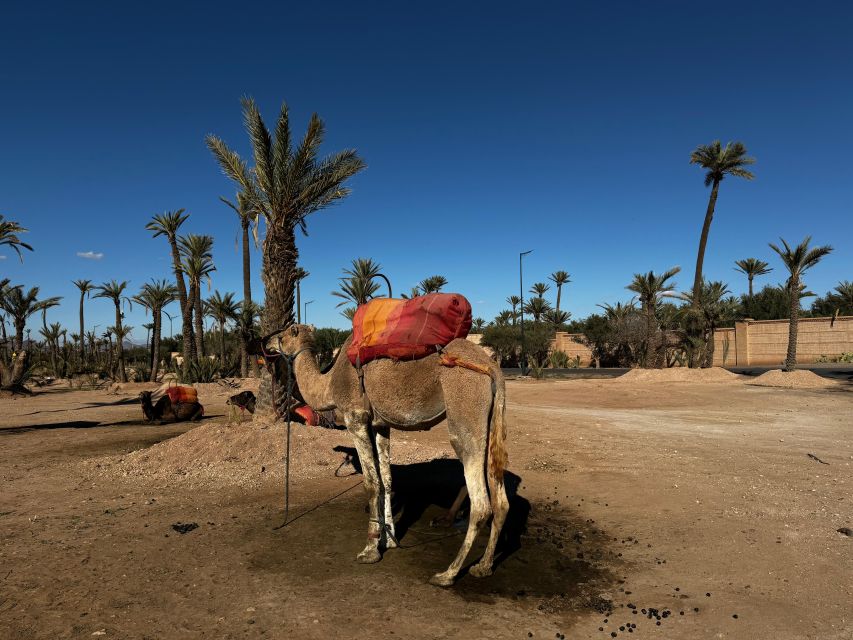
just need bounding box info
[469,563,493,578]
[356,547,381,564]
[428,572,456,588]
[384,536,398,550]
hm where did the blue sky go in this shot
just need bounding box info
[1,2,851,342]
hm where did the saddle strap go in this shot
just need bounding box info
[439,353,494,378]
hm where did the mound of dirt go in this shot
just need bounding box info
[749,369,838,389]
[86,419,453,489]
[614,367,743,383]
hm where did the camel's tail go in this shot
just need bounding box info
[486,372,508,499]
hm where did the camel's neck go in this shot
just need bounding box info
[292,336,351,411]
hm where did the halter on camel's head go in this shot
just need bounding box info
[262,324,315,359]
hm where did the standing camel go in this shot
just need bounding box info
[263,325,509,587]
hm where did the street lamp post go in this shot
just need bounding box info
[519,250,533,375]
[304,300,314,325]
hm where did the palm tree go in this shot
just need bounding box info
[0,286,61,352]
[146,210,194,369]
[549,271,571,315]
[545,308,571,328]
[179,234,215,361]
[206,98,366,336]
[220,193,259,376]
[418,275,448,294]
[205,291,239,365]
[506,295,521,325]
[0,215,34,261]
[677,280,731,367]
[208,99,366,418]
[341,306,357,321]
[769,237,833,370]
[831,281,853,318]
[627,267,681,368]
[494,310,514,327]
[530,282,550,299]
[294,267,309,323]
[472,317,486,332]
[39,322,66,378]
[72,279,95,363]
[94,280,132,382]
[332,258,390,308]
[134,280,177,381]
[689,141,755,306]
[598,301,637,322]
[523,297,552,323]
[734,258,772,298]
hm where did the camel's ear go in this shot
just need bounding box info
[290,325,299,337]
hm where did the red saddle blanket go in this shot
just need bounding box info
[165,386,198,404]
[347,293,473,366]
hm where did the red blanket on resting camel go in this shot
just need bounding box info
[347,293,473,366]
[164,386,198,404]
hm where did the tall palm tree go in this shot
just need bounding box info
[146,210,194,369]
[523,297,552,323]
[627,267,681,368]
[206,97,366,335]
[598,301,637,322]
[549,271,571,315]
[472,317,487,332]
[207,98,366,417]
[769,237,833,371]
[832,281,853,318]
[179,234,215,361]
[294,267,309,323]
[734,258,771,298]
[205,291,239,365]
[72,279,95,363]
[530,282,550,299]
[220,193,259,376]
[332,258,390,308]
[689,141,755,306]
[418,275,448,294]
[494,310,514,327]
[134,280,177,381]
[0,215,34,261]
[506,295,521,324]
[94,280,132,382]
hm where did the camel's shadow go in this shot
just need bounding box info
[335,446,528,570]
[326,446,618,603]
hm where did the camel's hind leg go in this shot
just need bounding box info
[345,413,383,564]
[429,380,492,587]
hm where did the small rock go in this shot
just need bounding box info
[837,527,853,537]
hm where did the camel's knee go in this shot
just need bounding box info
[469,502,492,528]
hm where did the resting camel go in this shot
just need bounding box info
[138,391,204,424]
[264,324,509,587]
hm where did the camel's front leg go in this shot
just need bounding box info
[346,414,383,564]
[374,423,397,548]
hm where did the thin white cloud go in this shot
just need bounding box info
[77,251,104,260]
[0,255,6,260]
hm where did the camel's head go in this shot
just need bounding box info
[138,391,154,421]
[263,324,315,356]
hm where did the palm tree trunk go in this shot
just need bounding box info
[219,319,226,363]
[193,288,205,360]
[79,293,86,363]
[692,179,720,307]
[14,319,24,352]
[150,310,161,382]
[556,286,562,315]
[703,323,716,368]
[114,303,127,383]
[748,275,754,298]
[255,224,298,421]
[168,236,194,372]
[241,220,258,377]
[645,304,662,369]
[785,278,799,371]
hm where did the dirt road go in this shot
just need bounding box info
[1,377,851,639]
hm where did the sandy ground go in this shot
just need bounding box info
[1,373,851,639]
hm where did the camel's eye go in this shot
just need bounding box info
[290,325,299,337]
